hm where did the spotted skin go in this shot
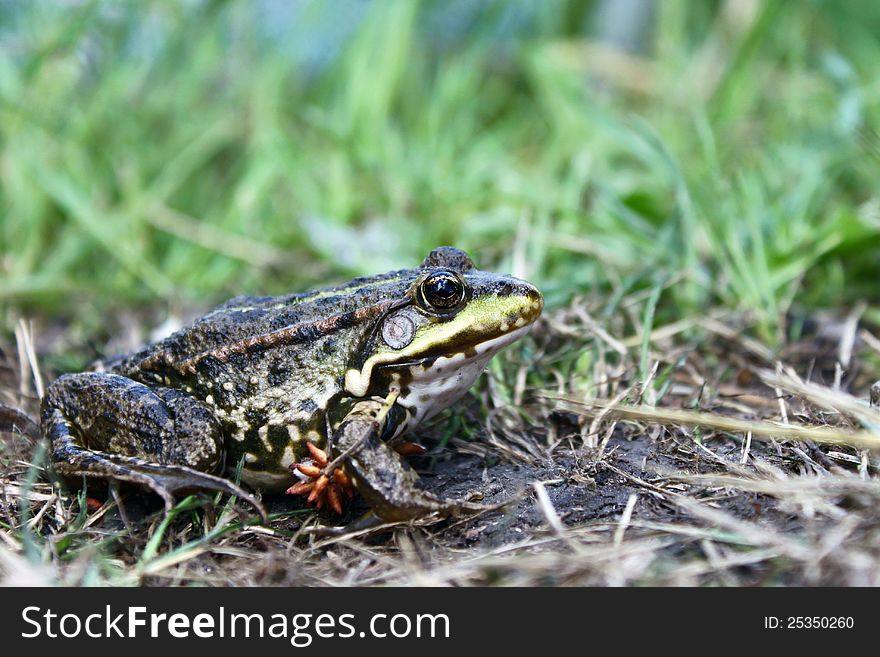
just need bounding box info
[41,247,543,522]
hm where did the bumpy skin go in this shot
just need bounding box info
[41,247,543,523]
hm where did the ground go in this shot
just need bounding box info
[3,301,879,587]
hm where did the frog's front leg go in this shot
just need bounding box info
[42,372,267,522]
[331,400,491,522]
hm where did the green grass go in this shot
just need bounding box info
[2,0,878,345]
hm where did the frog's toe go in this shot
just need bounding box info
[133,462,269,523]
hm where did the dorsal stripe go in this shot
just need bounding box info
[140,302,396,375]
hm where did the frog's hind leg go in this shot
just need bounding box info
[42,372,267,522]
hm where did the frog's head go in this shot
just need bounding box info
[344,247,543,422]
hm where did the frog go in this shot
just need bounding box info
[41,247,543,525]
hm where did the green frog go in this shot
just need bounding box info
[42,247,543,524]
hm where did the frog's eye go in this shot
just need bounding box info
[417,270,468,313]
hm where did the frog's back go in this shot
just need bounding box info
[117,268,417,370]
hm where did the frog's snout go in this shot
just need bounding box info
[521,282,544,325]
[500,280,543,328]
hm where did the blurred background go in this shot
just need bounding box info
[1,0,879,361]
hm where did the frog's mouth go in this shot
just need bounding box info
[349,319,537,403]
[376,323,534,375]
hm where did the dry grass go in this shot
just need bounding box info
[2,297,880,587]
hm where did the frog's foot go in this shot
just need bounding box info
[52,433,269,523]
[285,442,355,515]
